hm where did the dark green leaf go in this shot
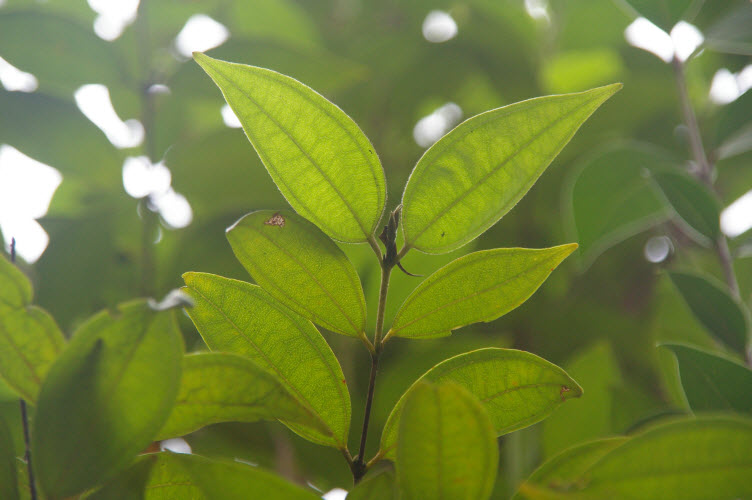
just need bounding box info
[401,84,621,254]
[32,301,184,498]
[157,352,329,440]
[194,53,385,243]
[623,0,701,32]
[381,348,581,459]
[227,210,366,338]
[650,170,720,243]
[0,255,65,402]
[705,2,752,55]
[182,272,350,449]
[396,382,498,500]
[86,455,154,500]
[0,417,19,500]
[386,245,577,339]
[347,465,398,500]
[662,343,752,414]
[668,271,749,354]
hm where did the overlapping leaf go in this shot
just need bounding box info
[650,170,720,244]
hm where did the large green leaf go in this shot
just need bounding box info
[31,301,184,498]
[663,343,752,414]
[194,53,385,243]
[227,210,366,338]
[0,255,65,402]
[513,437,628,500]
[396,382,498,500]
[401,84,621,254]
[0,417,19,500]
[386,245,577,339]
[380,348,582,459]
[650,170,720,244]
[157,352,329,439]
[173,453,321,500]
[521,416,752,499]
[348,465,398,500]
[182,272,350,449]
[668,271,749,354]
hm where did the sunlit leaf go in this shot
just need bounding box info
[0,255,65,402]
[157,352,329,440]
[668,271,749,354]
[396,382,498,500]
[144,452,204,500]
[650,170,720,243]
[663,343,752,414]
[387,245,577,339]
[194,53,385,243]
[380,348,582,459]
[182,272,350,449]
[401,84,621,254]
[227,210,366,338]
[32,301,184,498]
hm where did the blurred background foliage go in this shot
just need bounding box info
[0,0,750,497]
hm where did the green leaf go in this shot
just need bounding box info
[193,52,385,243]
[0,255,65,402]
[396,382,498,500]
[668,271,749,354]
[662,343,752,414]
[226,210,366,338]
[386,245,577,339]
[523,416,752,499]
[650,170,720,243]
[623,0,700,32]
[182,272,350,449]
[567,143,671,267]
[172,453,321,500]
[705,2,752,55]
[513,437,628,500]
[144,452,204,499]
[86,455,154,500]
[348,465,398,500]
[401,84,621,255]
[380,348,582,459]
[157,352,329,440]
[0,417,19,500]
[32,301,184,498]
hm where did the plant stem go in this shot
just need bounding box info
[10,239,37,500]
[671,57,741,299]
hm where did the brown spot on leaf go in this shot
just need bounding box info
[264,213,285,227]
[560,385,570,401]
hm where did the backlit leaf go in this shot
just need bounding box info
[401,84,621,254]
[194,52,385,243]
[651,170,720,243]
[182,272,350,448]
[348,465,398,500]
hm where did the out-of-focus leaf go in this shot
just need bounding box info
[226,0,321,47]
[227,210,366,338]
[86,455,154,500]
[194,53,385,243]
[347,465,398,500]
[401,84,621,255]
[396,382,498,500]
[0,417,19,500]
[623,0,701,31]
[386,245,577,339]
[381,348,582,459]
[512,437,628,500]
[542,342,621,457]
[650,170,721,243]
[567,143,671,267]
[32,301,183,498]
[716,123,752,160]
[157,352,329,440]
[144,452,204,499]
[0,255,65,402]
[540,50,624,94]
[663,343,752,414]
[521,416,752,499]
[668,271,749,354]
[705,2,752,55]
[173,453,320,500]
[182,272,350,449]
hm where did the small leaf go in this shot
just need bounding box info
[387,245,577,339]
[0,417,19,500]
[32,301,184,498]
[396,382,498,500]
[523,416,752,499]
[668,271,749,354]
[662,343,752,414]
[157,352,329,440]
[0,255,65,403]
[381,348,582,459]
[227,210,366,337]
[513,437,628,500]
[173,453,321,500]
[650,170,720,243]
[348,465,398,500]
[182,272,350,449]
[401,84,621,254]
[194,53,385,243]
